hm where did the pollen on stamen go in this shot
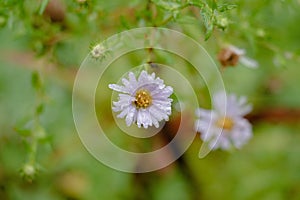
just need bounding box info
[134,89,152,109]
[216,116,234,130]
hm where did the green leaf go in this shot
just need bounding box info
[120,16,131,29]
[38,0,49,15]
[176,15,200,24]
[36,103,44,115]
[15,118,34,137]
[15,127,32,137]
[211,0,217,10]
[31,71,42,91]
[217,4,237,12]
[33,124,47,141]
[151,0,182,11]
[188,0,205,8]
[172,10,179,19]
[200,6,214,40]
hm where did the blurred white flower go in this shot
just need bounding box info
[109,70,173,128]
[218,45,259,68]
[195,91,253,150]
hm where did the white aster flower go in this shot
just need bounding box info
[109,70,173,129]
[217,45,259,68]
[195,91,253,150]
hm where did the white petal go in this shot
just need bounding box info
[239,56,259,68]
[152,86,173,98]
[137,109,152,128]
[117,106,130,118]
[125,106,137,126]
[108,84,128,93]
[237,104,252,116]
[112,95,134,110]
[149,105,168,121]
[218,135,232,150]
[229,95,252,116]
[122,78,130,87]
[150,113,160,128]
[138,71,148,83]
[213,91,227,114]
[142,83,159,94]
[128,72,138,88]
[231,118,252,148]
[195,108,214,119]
[228,45,245,56]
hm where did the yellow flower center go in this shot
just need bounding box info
[216,116,234,130]
[134,89,152,109]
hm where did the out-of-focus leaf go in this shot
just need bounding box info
[31,71,42,91]
[33,124,48,141]
[188,0,205,8]
[15,127,31,137]
[176,15,200,24]
[172,10,179,19]
[217,4,237,12]
[39,0,49,15]
[36,103,44,115]
[211,0,217,10]
[200,6,214,40]
[0,15,6,27]
[120,16,131,29]
[151,0,182,11]
[15,118,35,137]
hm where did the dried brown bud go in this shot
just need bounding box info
[44,0,65,22]
[217,48,240,67]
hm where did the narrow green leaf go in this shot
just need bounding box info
[31,71,42,90]
[204,25,213,40]
[151,0,182,11]
[15,127,31,137]
[39,0,49,15]
[34,125,47,141]
[176,15,200,24]
[211,0,217,10]
[188,0,205,8]
[36,103,44,115]
[217,4,237,12]
[200,6,214,40]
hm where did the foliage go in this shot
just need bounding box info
[0,0,300,199]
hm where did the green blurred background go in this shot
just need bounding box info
[0,0,300,199]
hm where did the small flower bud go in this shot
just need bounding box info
[91,44,105,59]
[23,164,35,176]
[217,17,229,29]
[256,29,266,38]
[20,163,37,181]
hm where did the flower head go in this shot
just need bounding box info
[90,44,106,59]
[109,70,173,128]
[20,163,37,182]
[217,45,258,68]
[195,91,253,150]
